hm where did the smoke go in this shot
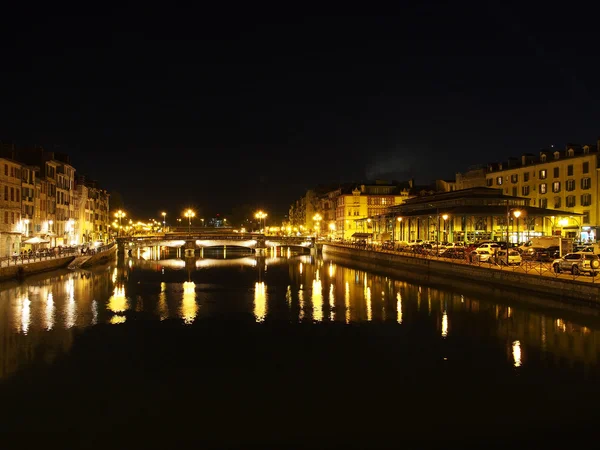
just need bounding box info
[365,151,420,180]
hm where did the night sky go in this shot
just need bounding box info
[1,7,599,222]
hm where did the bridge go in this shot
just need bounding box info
[116,232,316,253]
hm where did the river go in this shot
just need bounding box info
[1,246,600,445]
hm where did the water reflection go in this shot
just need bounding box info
[3,253,600,383]
[181,281,197,324]
[513,341,522,367]
[45,292,55,331]
[254,282,266,322]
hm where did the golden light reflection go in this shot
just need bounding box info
[65,278,76,329]
[312,278,323,322]
[298,287,305,321]
[181,281,197,324]
[329,284,335,321]
[396,292,403,324]
[328,263,334,278]
[254,282,267,322]
[110,315,126,325]
[158,281,168,320]
[512,340,522,367]
[286,285,292,307]
[365,286,372,321]
[299,262,303,274]
[21,298,31,335]
[345,282,350,324]
[112,267,117,283]
[441,311,448,338]
[108,284,128,313]
[45,292,55,331]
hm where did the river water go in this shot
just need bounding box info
[1,246,600,444]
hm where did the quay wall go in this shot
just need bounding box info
[80,245,117,268]
[0,257,75,282]
[323,245,600,307]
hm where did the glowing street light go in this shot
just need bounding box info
[114,210,126,236]
[184,209,195,235]
[161,211,167,230]
[255,210,267,232]
[313,213,322,239]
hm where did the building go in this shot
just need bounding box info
[74,178,110,244]
[455,165,488,190]
[332,180,413,241]
[0,157,24,257]
[485,142,600,242]
[366,187,580,244]
[11,148,76,246]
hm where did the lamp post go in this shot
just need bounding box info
[313,213,322,240]
[115,210,126,237]
[328,222,336,241]
[442,214,449,244]
[397,217,403,242]
[161,212,166,231]
[513,210,521,245]
[184,209,195,235]
[201,218,205,227]
[255,211,267,233]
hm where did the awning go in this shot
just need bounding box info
[352,233,372,238]
[23,236,50,244]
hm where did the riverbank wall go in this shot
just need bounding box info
[0,256,75,282]
[323,244,600,306]
[80,245,117,268]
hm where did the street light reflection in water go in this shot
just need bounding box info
[3,253,600,383]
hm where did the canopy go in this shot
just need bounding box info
[23,236,50,244]
[352,233,372,239]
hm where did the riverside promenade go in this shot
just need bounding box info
[0,243,116,281]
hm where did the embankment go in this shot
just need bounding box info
[323,244,600,307]
[0,256,75,282]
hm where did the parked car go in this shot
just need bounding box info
[495,249,522,266]
[545,246,560,259]
[521,247,550,261]
[552,252,600,276]
[441,248,467,259]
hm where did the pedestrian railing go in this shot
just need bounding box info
[0,242,115,268]
[328,243,600,284]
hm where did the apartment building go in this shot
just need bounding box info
[0,158,24,257]
[74,177,110,244]
[486,143,600,241]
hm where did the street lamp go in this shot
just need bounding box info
[115,210,126,237]
[313,213,322,239]
[255,211,267,233]
[442,214,449,243]
[397,217,403,242]
[513,210,522,244]
[184,209,195,235]
[328,222,336,240]
[161,212,166,231]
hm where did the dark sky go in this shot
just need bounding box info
[1,7,599,222]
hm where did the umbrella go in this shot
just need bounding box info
[23,236,50,244]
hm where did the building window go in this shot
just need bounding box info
[566,196,576,207]
[522,186,530,196]
[581,177,591,190]
[539,183,547,194]
[554,196,561,208]
[486,178,493,187]
[540,198,548,208]
[583,211,590,224]
[524,172,530,182]
[552,181,561,193]
[3,212,7,224]
[512,187,517,197]
[541,154,547,162]
[566,179,575,191]
[567,165,573,176]
[496,177,503,185]
[539,169,547,179]
[553,167,559,178]
[583,161,589,174]
[581,194,592,206]
[511,174,518,183]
